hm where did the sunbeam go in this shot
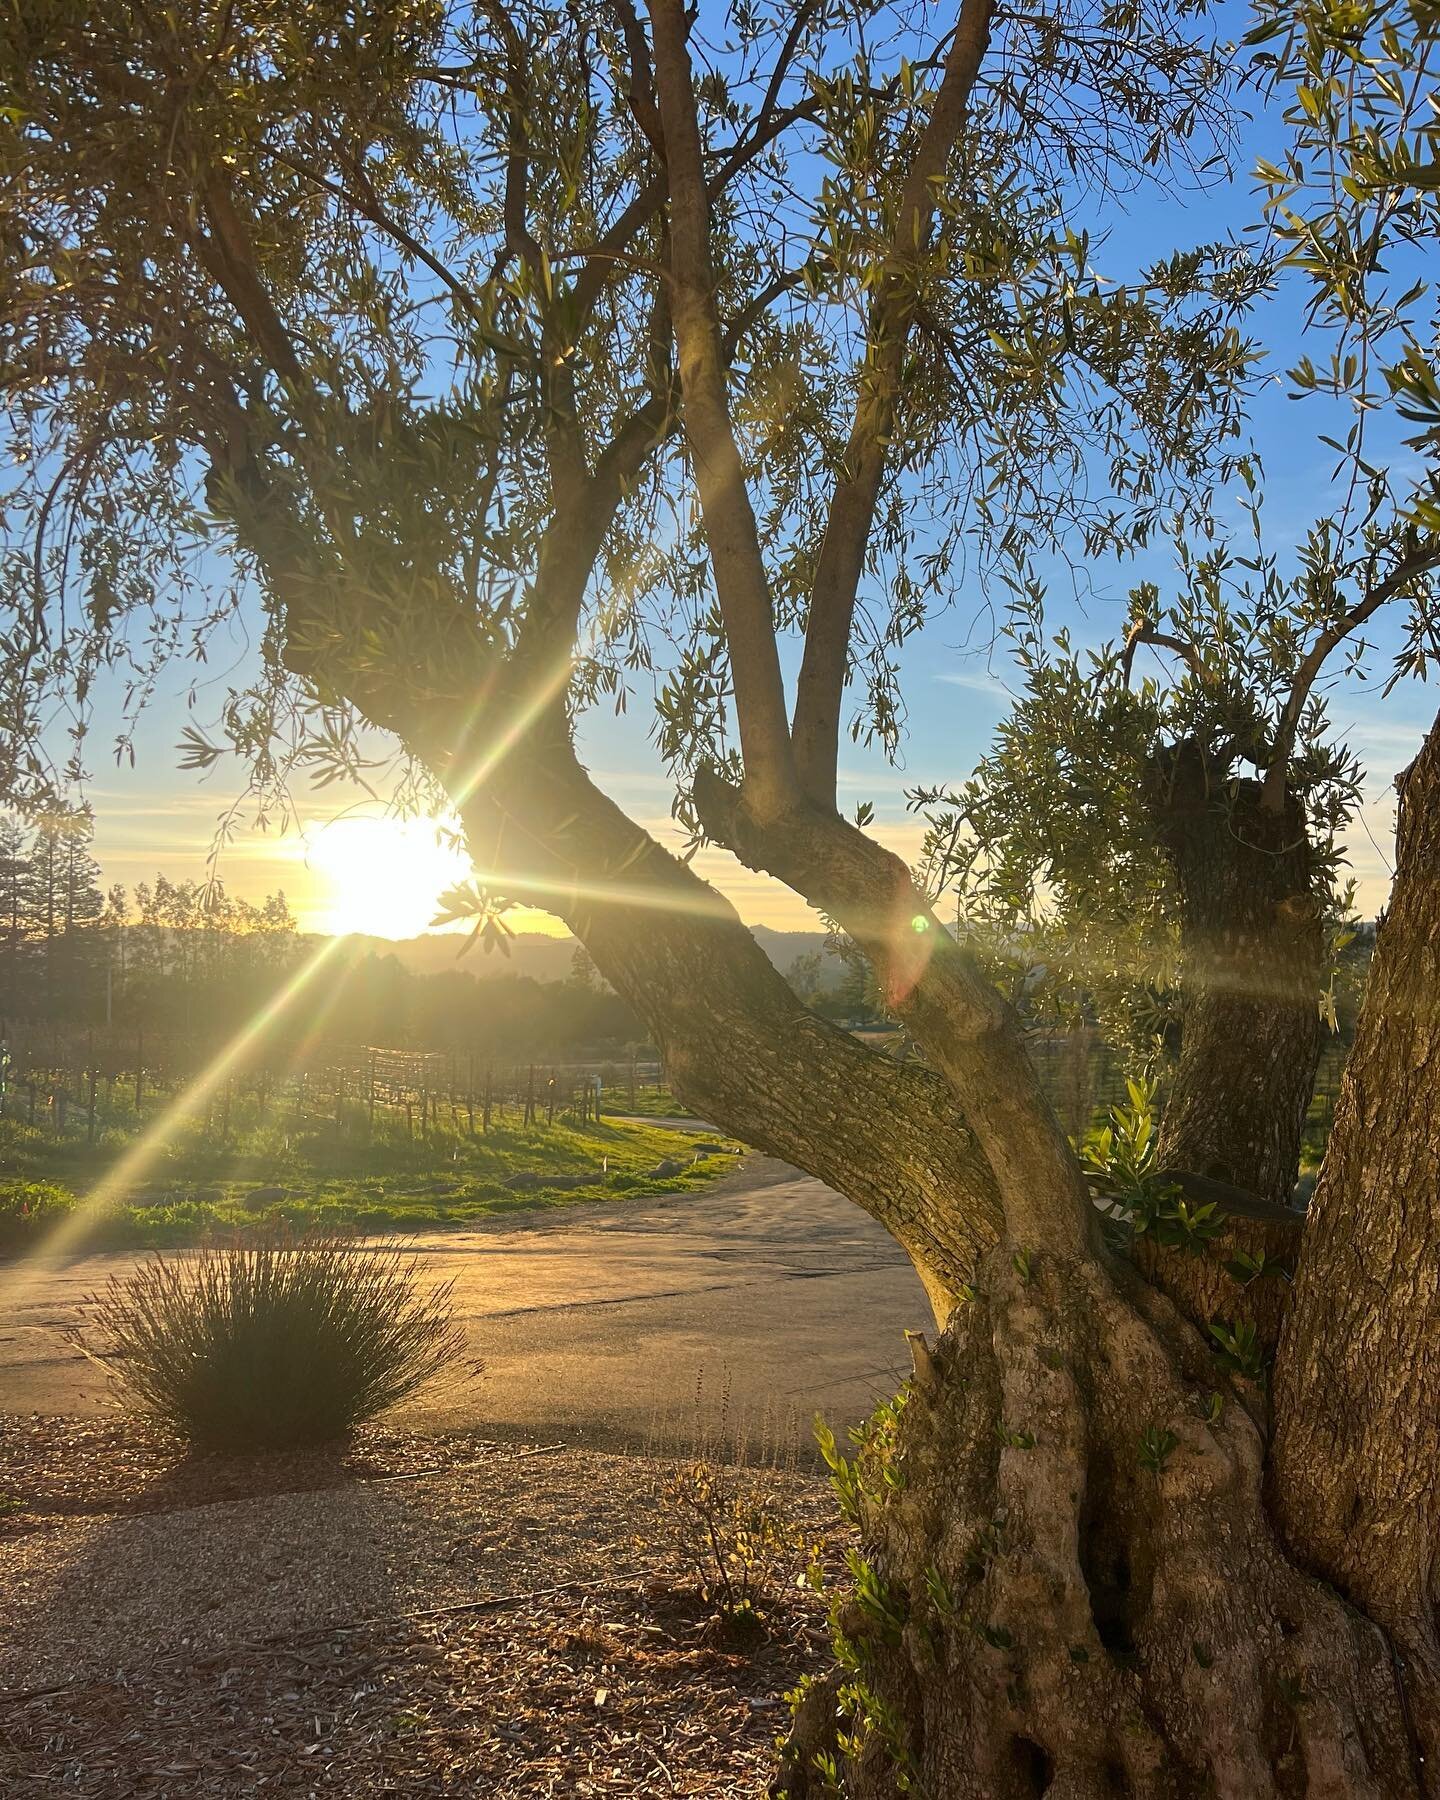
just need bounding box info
[445,651,580,814]
[0,936,349,1294]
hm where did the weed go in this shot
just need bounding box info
[1138,1424,1179,1476]
[0,1179,76,1252]
[657,1456,804,1628]
[1207,1316,1266,1383]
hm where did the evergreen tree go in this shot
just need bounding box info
[0,815,31,1015]
[21,810,107,1020]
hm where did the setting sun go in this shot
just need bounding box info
[301,816,569,940]
[302,817,474,938]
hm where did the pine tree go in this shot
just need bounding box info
[0,815,31,1015]
[23,810,107,1021]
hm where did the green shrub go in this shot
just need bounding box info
[658,1458,803,1626]
[0,1180,76,1252]
[90,1229,463,1450]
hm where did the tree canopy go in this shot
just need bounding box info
[4,0,1271,830]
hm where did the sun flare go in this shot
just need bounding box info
[303,817,474,939]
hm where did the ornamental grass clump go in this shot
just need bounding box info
[91,1230,462,1451]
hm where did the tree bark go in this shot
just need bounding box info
[693,767,1097,1256]
[688,772,1427,1795]
[776,1241,1420,1798]
[1149,739,1324,1207]
[451,737,1002,1319]
[1271,711,1440,1786]
[1124,740,1322,1356]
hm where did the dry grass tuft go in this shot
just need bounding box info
[89,1229,462,1450]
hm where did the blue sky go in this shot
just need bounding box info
[71,10,1435,935]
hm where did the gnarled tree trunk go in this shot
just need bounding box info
[1127,741,1324,1354]
[1271,711,1440,1781]
[778,1240,1417,1798]
[1149,739,1324,1206]
[684,771,1425,1797]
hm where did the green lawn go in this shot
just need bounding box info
[0,1105,735,1255]
[608,1085,696,1119]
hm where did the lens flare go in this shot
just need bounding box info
[446,651,579,813]
[0,936,348,1295]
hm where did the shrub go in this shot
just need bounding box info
[658,1458,803,1626]
[0,1179,76,1253]
[90,1229,463,1450]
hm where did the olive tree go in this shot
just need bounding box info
[3,0,1438,1789]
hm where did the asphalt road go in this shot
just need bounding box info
[0,1154,931,1456]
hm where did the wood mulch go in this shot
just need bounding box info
[0,1414,499,1537]
[2,1584,820,1796]
[0,1415,840,1797]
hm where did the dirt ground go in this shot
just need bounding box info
[0,1154,912,1794]
[0,1421,840,1795]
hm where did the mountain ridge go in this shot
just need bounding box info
[315,924,840,985]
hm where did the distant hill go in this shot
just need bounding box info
[325,924,845,986]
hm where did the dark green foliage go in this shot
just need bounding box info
[91,1230,462,1450]
[1207,1316,1266,1384]
[0,1179,75,1251]
[0,808,108,1021]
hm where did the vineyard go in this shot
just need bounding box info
[0,1016,1344,1200]
[0,1018,670,1148]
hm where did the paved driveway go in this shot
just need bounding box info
[0,1157,931,1455]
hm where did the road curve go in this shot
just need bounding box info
[0,1156,931,1457]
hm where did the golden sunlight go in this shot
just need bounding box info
[303,816,568,940]
[304,817,471,938]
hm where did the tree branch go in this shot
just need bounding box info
[1262,536,1440,812]
[609,0,666,152]
[789,0,995,807]
[1120,618,1210,687]
[570,61,860,329]
[453,737,1003,1318]
[692,762,1095,1253]
[261,145,489,331]
[191,178,307,391]
[646,0,799,818]
[473,1,588,504]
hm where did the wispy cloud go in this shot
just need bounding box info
[836,770,916,796]
[1338,717,1431,762]
[934,669,1015,702]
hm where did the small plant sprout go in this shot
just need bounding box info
[845,1549,909,1646]
[923,1563,956,1619]
[1207,1317,1267,1383]
[1139,1424,1180,1476]
[1224,1247,1292,1286]
[657,1458,801,1628]
[1082,1074,1226,1253]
